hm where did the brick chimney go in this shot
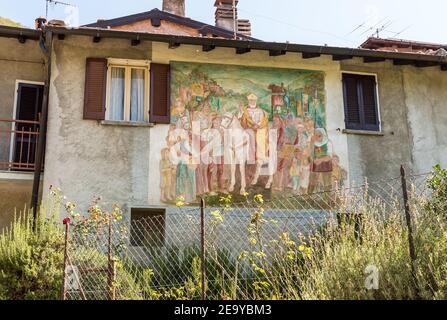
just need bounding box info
[163,0,185,17]
[214,0,251,37]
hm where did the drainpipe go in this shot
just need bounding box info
[31,29,53,226]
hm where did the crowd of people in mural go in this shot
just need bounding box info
[159,64,347,203]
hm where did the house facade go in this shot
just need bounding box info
[0,1,447,230]
[0,26,44,228]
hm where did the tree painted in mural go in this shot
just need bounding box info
[159,62,346,204]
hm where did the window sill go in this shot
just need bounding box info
[100,120,154,128]
[342,129,384,136]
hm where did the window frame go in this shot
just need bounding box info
[342,71,382,132]
[105,58,151,123]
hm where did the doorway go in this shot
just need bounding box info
[11,82,44,171]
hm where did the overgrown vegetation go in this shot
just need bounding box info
[0,205,64,300]
[0,166,446,300]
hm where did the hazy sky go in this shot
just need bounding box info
[1,0,445,47]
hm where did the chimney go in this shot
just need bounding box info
[214,0,251,37]
[163,0,186,17]
[35,17,47,30]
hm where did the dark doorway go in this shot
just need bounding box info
[13,83,44,171]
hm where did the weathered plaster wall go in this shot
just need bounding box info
[43,35,447,221]
[44,36,349,212]
[0,37,44,230]
[0,37,45,164]
[0,178,42,231]
[402,66,447,173]
[340,59,413,182]
[340,59,447,181]
[44,36,153,212]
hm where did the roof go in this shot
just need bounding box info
[83,8,256,41]
[361,37,447,56]
[42,25,447,70]
[0,24,446,70]
[0,24,40,40]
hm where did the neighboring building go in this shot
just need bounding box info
[0,0,447,231]
[361,37,447,56]
[83,0,254,40]
[0,25,44,228]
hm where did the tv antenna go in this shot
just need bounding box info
[45,0,77,19]
[375,20,394,38]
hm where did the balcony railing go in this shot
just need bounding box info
[0,118,40,172]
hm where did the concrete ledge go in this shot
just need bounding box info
[0,171,38,181]
[100,120,155,128]
[342,129,385,136]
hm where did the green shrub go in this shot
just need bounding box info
[0,209,64,300]
[426,164,447,217]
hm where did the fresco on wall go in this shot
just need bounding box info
[160,62,346,204]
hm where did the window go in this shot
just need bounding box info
[342,73,380,132]
[106,59,150,122]
[83,58,170,123]
[130,208,166,247]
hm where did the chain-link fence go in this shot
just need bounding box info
[61,166,433,300]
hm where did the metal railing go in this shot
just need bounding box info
[0,118,40,172]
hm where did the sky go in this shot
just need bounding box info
[0,0,445,48]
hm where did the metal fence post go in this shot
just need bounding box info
[61,219,70,300]
[107,216,116,300]
[200,197,206,300]
[400,165,419,297]
[108,259,117,300]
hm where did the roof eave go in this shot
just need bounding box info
[45,26,447,66]
[0,25,40,40]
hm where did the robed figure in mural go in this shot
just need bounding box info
[239,93,273,189]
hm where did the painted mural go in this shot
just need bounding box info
[160,62,346,204]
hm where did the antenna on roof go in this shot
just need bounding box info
[373,20,393,38]
[45,0,76,20]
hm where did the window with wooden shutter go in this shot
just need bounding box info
[84,58,107,120]
[342,73,380,132]
[150,63,171,124]
[105,59,150,122]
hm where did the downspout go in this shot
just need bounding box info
[31,29,53,225]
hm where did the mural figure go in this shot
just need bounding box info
[206,115,225,193]
[159,62,346,204]
[222,112,248,195]
[239,93,272,189]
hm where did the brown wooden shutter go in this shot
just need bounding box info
[343,74,362,130]
[343,73,380,131]
[360,75,380,131]
[83,58,107,120]
[150,63,171,124]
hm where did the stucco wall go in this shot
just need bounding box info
[0,178,42,231]
[402,66,447,174]
[340,59,414,182]
[0,37,45,164]
[0,37,45,230]
[43,34,447,216]
[340,59,447,181]
[44,36,153,212]
[44,36,349,212]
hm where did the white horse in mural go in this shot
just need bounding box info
[221,112,249,195]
